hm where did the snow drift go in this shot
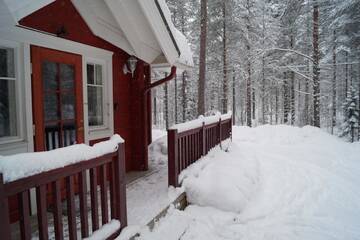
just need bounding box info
[137,125,360,240]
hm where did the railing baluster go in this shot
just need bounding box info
[0,174,11,240]
[90,168,99,231]
[191,134,194,163]
[100,164,109,225]
[52,180,63,240]
[36,185,48,240]
[109,162,116,219]
[181,138,185,171]
[177,139,182,174]
[66,176,77,240]
[79,170,89,238]
[18,191,31,240]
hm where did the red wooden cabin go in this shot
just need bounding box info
[0,0,192,224]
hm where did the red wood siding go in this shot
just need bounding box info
[19,0,150,172]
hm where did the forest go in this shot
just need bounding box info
[152,0,360,142]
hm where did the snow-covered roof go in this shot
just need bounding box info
[3,0,192,70]
[1,0,193,69]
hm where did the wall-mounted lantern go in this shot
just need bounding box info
[123,56,138,77]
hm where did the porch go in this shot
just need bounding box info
[0,113,232,239]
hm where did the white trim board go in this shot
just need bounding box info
[0,26,113,59]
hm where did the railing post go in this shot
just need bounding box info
[168,129,179,187]
[201,122,206,156]
[115,143,127,229]
[218,118,222,145]
[0,174,11,240]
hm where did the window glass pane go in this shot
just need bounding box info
[95,64,102,85]
[62,93,75,120]
[88,86,103,126]
[0,48,15,78]
[87,64,94,84]
[60,64,74,89]
[42,61,57,90]
[44,93,59,121]
[0,79,17,137]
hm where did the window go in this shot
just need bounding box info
[0,47,17,139]
[87,63,104,127]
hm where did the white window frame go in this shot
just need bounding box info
[0,39,25,145]
[83,57,114,141]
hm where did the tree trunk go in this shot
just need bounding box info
[312,4,321,128]
[304,0,311,126]
[345,51,349,98]
[358,61,360,140]
[275,86,279,124]
[261,1,266,125]
[283,72,289,124]
[222,0,228,114]
[182,71,187,122]
[246,0,252,127]
[246,61,252,127]
[331,30,337,135]
[290,35,295,125]
[232,69,236,125]
[198,0,207,116]
[174,75,178,124]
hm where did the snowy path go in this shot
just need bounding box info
[126,130,180,226]
[131,125,360,240]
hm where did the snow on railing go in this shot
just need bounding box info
[0,135,127,240]
[169,112,232,133]
[0,135,124,183]
[168,112,232,187]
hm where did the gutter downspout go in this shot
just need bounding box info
[142,66,176,169]
[144,66,177,94]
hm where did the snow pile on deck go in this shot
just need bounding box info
[0,134,124,183]
[136,125,360,240]
[179,145,259,212]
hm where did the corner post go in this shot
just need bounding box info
[168,129,179,187]
[0,174,11,240]
[219,118,222,144]
[115,143,127,229]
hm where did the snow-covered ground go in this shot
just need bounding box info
[132,125,360,240]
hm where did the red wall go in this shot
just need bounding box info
[19,0,149,172]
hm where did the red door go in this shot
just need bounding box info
[31,46,84,150]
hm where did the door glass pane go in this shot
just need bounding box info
[0,79,17,137]
[63,121,76,147]
[95,64,102,85]
[88,86,103,126]
[44,122,61,150]
[62,93,75,120]
[87,64,94,84]
[44,93,59,121]
[0,48,15,78]
[42,61,57,90]
[60,64,74,89]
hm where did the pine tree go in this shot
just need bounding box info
[340,87,359,142]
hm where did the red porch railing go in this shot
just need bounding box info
[168,114,232,187]
[0,142,127,240]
